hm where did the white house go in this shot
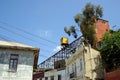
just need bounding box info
[0,41,39,80]
[65,45,104,80]
[42,69,66,80]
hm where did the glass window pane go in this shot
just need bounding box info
[9,54,19,71]
[58,75,61,80]
[45,77,48,80]
[51,76,54,80]
[80,59,82,71]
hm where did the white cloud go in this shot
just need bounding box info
[53,46,62,52]
[45,31,49,36]
[44,30,52,37]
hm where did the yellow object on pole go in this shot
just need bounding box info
[60,37,69,45]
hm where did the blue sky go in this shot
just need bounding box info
[0,0,120,64]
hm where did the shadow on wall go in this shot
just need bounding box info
[94,55,104,80]
[0,53,9,64]
[0,52,33,66]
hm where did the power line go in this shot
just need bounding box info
[0,33,52,53]
[0,36,52,62]
[0,34,11,41]
[0,21,58,45]
[0,27,53,53]
[0,22,60,61]
[0,26,54,48]
[0,32,19,42]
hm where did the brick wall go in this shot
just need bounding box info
[104,70,120,80]
[95,19,110,42]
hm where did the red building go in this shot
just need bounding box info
[95,19,110,42]
[104,70,120,80]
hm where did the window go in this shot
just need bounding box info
[80,59,82,71]
[34,78,41,80]
[45,77,48,80]
[74,63,77,77]
[51,76,54,80]
[70,63,77,78]
[9,54,19,71]
[67,67,69,74]
[39,78,42,80]
[72,64,74,72]
[58,75,61,80]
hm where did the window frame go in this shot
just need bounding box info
[45,77,48,80]
[58,75,61,80]
[50,76,54,80]
[9,54,19,72]
[80,59,82,71]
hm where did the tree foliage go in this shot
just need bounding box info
[64,3,103,47]
[64,26,77,38]
[75,3,103,47]
[100,30,120,72]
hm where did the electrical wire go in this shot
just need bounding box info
[0,21,58,45]
[0,22,64,63]
[0,32,52,53]
[0,26,54,48]
[0,35,12,41]
[0,25,60,60]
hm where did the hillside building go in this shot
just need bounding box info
[95,19,110,42]
[0,41,39,80]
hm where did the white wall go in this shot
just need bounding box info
[65,47,85,80]
[42,69,66,80]
[0,49,34,80]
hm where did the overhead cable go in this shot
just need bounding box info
[0,26,54,48]
[0,21,58,45]
[0,32,52,53]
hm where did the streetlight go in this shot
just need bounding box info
[81,37,94,80]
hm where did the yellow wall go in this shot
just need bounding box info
[65,46,104,80]
[84,46,104,79]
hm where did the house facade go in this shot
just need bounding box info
[65,45,85,80]
[0,41,39,80]
[37,45,103,80]
[65,45,104,80]
[41,69,66,80]
[36,38,103,80]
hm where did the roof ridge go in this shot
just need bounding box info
[0,40,38,49]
